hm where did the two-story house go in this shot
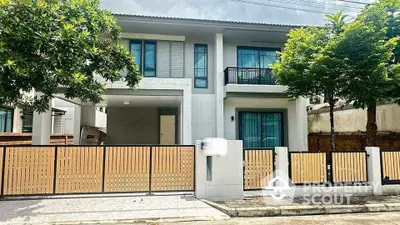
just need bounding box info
[32,14,308,152]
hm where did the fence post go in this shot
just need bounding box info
[275,147,289,187]
[366,146,382,196]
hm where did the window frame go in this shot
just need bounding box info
[194,43,208,89]
[129,39,157,77]
[143,40,157,77]
[238,111,284,148]
[237,46,281,69]
[0,106,14,132]
[21,111,33,133]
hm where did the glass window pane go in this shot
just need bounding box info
[195,78,207,88]
[144,43,156,77]
[0,110,6,132]
[22,112,33,133]
[0,108,13,132]
[238,47,280,69]
[130,42,142,71]
[194,44,208,88]
[240,112,283,148]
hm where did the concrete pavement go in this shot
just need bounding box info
[173,212,400,225]
[0,194,228,224]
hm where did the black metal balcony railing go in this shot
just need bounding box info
[224,67,277,85]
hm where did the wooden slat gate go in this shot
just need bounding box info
[289,152,328,185]
[0,145,195,197]
[243,149,275,190]
[381,150,400,185]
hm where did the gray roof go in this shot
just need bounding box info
[112,13,306,28]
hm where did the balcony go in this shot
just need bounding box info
[224,67,277,85]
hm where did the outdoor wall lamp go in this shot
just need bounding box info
[231,116,234,121]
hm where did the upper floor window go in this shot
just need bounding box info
[129,40,156,77]
[22,111,33,133]
[237,47,280,69]
[0,107,13,132]
[194,44,208,88]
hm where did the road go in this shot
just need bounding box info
[166,212,400,225]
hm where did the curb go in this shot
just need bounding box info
[51,215,230,225]
[202,200,400,217]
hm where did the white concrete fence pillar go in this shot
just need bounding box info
[73,104,82,145]
[32,97,53,145]
[195,140,243,201]
[275,147,289,187]
[366,146,383,196]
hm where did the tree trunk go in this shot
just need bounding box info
[329,98,336,152]
[366,102,378,146]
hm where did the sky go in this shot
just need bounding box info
[100,0,375,25]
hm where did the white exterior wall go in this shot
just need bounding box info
[107,107,159,144]
[224,97,308,152]
[309,103,400,133]
[192,94,216,142]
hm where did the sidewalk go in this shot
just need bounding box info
[204,194,400,217]
[0,194,228,224]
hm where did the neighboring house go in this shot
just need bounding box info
[308,103,400,152]
[32,15,308,151]
[0,98,105,134]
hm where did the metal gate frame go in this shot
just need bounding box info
[0,145,195,197]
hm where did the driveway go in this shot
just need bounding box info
[0,194,228,224]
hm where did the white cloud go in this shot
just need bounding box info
[100,0,375,25]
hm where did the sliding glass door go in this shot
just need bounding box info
[237,47,280,84]
[239,112,283,148]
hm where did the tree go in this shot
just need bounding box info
[335,0,400,146]
[0,0,141,112]
[272,12,348,152]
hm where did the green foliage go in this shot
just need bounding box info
[337,0,400,108]
[0,0,141,112]
[271,12,347,103]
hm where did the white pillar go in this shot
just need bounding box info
[214,33,224,138]
[73,104,81,145]
[32,100,52,145]
[81,106,96,127]
[182,86,192,144]
[366,146,382,195]
[195,140,244,200]
[296,97,308,151]
[275,147,289,186]
[195,140,207,199]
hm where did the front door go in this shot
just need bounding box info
[160,115,176,144]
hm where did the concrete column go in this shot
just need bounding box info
[32,99,52,145]
[296,97,308,151]
[195,140,207,199]
[366,146,382,195]
[73,104,82,145]
[182,87,192,144]
[214,33,224,138]
[81,106,96,127]
[275,147,289,186]
[195,140,244,200]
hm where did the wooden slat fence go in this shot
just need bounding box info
[244,149,274,190]
[104,146,150,192]
[290,152,327,184]
[3,147,55,195]
[0,145,195,196]
[56,146,103,194]
[151,146,194,191]
[381,150,400,184]
[332,152,367,183]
